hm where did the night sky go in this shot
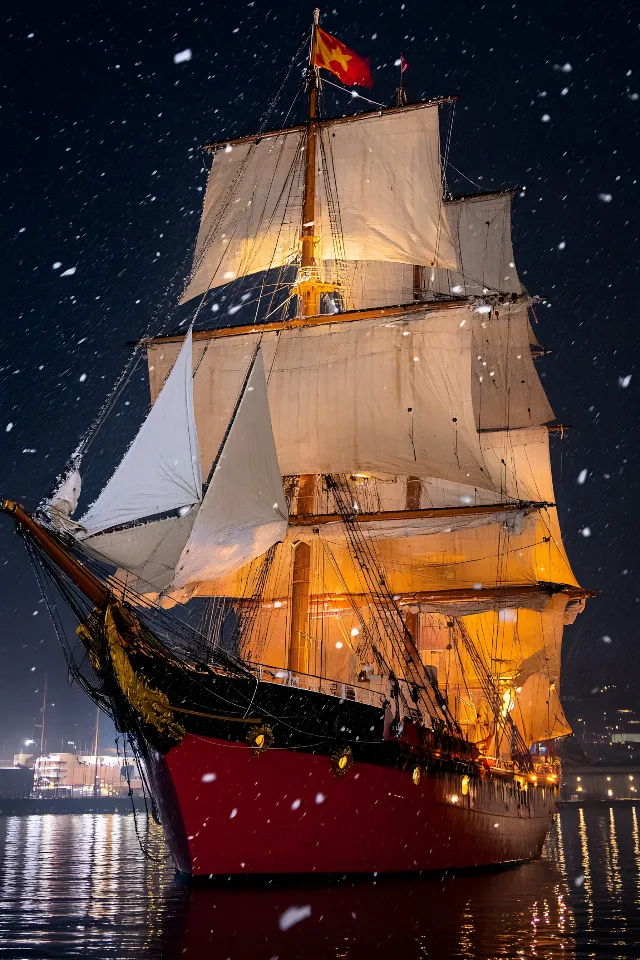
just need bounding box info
[1,0,638,757]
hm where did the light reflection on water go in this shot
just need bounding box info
[0,806,638,958]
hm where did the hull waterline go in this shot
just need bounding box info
[146,733,556,877]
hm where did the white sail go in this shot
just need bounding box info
[180,104,455,302]
[171,348,288,588]
[323,190,523,310]
[472,301,554,430]
[146,306,495,490]
[180,131,305,303]
[441,191,523,297]
[315,107,455,267]
[79,327,202,535]
[82,510,197,592]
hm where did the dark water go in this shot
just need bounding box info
[0,806,639,959]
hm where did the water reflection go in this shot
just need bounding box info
[0,813,169,957]
[0,808,639,958]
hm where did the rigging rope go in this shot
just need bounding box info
[324,473,461,735]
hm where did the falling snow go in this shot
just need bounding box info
[173,49,192,64]
[279,905,312,931]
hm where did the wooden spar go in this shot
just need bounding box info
[244,583,595,610]
[393,584,595,603]
[402,478,423,645]
[201,96,458,153]
[477,424,572,435]
[135,298,467,347]
[405,478,422,512]
[1,500,108,609]
[289,501,548,528]
[412,265,423,303]
[288,477,315,674]
[447,187,524,204]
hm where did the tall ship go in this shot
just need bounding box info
[2,13,591,876]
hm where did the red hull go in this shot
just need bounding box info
[147,733,556,877]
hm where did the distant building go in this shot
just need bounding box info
[33,753,141,797]
[13,753,35,769]
[562,690,640,761]
[561,766,640,801]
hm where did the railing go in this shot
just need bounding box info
[532,758,562,781]
[246,661,389,710]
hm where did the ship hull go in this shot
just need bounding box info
[145,732,556,877]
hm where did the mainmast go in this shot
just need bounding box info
[289,8,325,675]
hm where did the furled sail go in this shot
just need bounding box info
[323,189,523,310]
[79,327,202,535]
[180,104,455,302]
[146,305,495,489]
[43,462,83,533]
[170,348,288,587]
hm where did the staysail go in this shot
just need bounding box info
[79,326,202,535]
[81,346,288,592]
[171,348,288,588]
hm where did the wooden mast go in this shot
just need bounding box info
[288,9,322,676]
[403,478,422,649]
[299,7,320,317]
[294,7,337,321]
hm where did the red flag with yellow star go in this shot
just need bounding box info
[313,27,373,89]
